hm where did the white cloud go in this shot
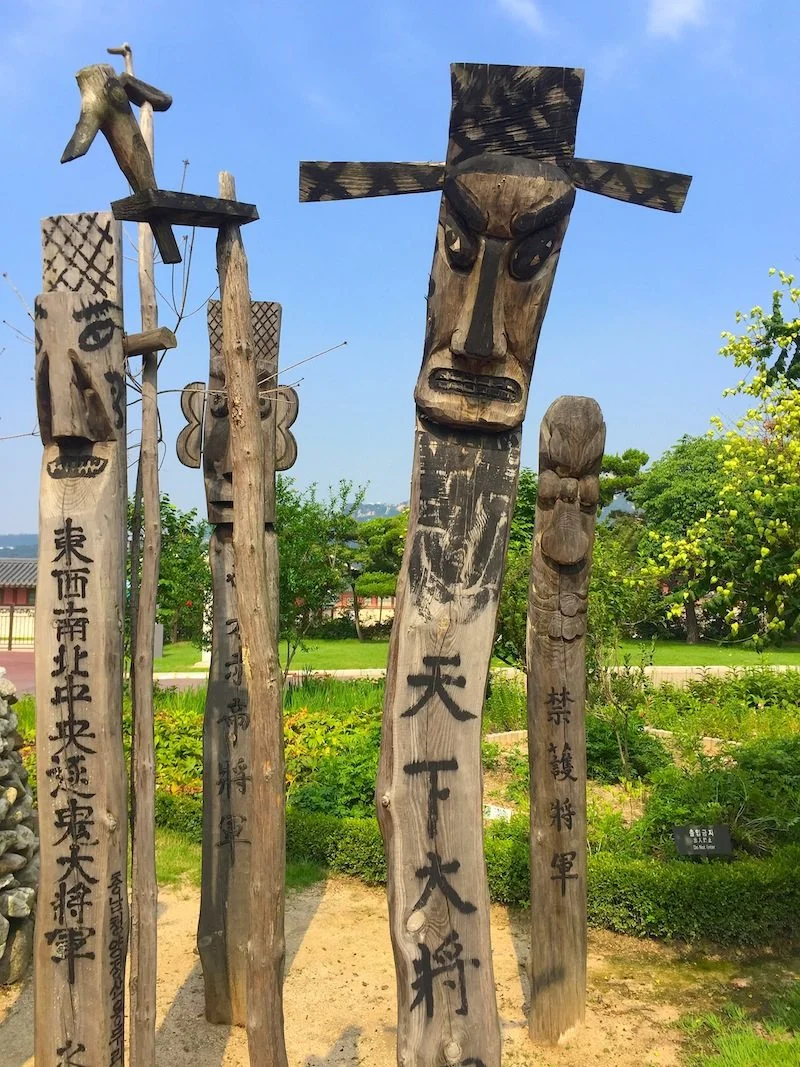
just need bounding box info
[647,0,708,39]
[497,0,548,36]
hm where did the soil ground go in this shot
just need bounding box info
[1,877,797,1066]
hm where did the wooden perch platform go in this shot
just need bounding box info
[112,189,259,229]
[123,326,177,358]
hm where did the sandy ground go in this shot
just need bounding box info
[1,875,792,1067]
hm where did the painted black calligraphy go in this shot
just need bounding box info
[410,930,480,1019]
[550,851,578,896]
[45,926,96,984]
[217,757,251,798]
[545,686,574,725]
[403,758,459,838]
[548,741,577,782]
[549,797,576,832]
[402,655,475,721]
[413,852,476,914]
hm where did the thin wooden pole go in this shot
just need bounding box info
[527,396,605,1044]
[111,40,160,1067]
[216,171,288,1067]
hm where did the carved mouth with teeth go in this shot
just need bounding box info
[428,368,522,404]
[47,454,108,479]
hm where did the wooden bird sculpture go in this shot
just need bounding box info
[61,63,181,264]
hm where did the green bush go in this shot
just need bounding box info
[483,676,526,733]
[639,738,800,856]
[586,709,672,782]
[640,668,800,742]
[289,732,380,819]
[152,794,800,945]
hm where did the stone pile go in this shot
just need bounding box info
[0,666,38,984]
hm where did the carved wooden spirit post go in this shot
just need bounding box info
[33,212,129,1065]
[177,301,298,1024]
[214,171,288,1066]
[301,63,691,1067]
[527,396,605,1044]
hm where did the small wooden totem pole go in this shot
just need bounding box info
[302,63,690,1067]
[527,396,605,1044]
[177,300,298,1025]
[33,212,129,1064]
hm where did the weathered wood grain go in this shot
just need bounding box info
[197,526,252,1023]
[34,212,129,1066]
[527,396,605,1045]
[112,189,259,229]
[568,158,691,212]
[377,420,519,1067]
[61,63,181,263]
[299,161,444,202]
[123,325,176,357]
[216,171,288,1067]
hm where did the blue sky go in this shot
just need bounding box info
[1,0,798,531]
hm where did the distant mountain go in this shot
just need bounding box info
[0,534,38,559]
[355,503,408,521]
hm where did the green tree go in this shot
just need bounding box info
[276,477,364,669]
[128,496,210,647]
[652,272,800,646]
[632,435,724,642]
[599,449,649,509]
[352,514,408,622]
[494,469,537,666]
[632,436,724,537]
[719,268,800,386]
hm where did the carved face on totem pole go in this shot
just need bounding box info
[531,396,606,641]
[300,62,690,437]
[417,156,575,431]
[35,216,125,479]
[176,300,298,523]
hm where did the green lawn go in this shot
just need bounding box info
[154,827,324,890]
[154,637,800,674]
[152,641,207,672]
[617,639,800,667]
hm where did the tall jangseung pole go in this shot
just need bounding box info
[177,301,298,1024]
[527,396,605,1044]
[34,212,129,1065]
[301,63,691,1067]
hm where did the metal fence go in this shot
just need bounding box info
[0,606,35,649]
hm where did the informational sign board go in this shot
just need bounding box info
[673,824,732,856]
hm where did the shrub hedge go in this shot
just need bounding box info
[154,793,800,945]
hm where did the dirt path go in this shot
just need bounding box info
[1,877,796,1066]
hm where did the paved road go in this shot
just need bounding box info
[0,650,34,695]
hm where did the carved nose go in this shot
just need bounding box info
[451,242,507,361]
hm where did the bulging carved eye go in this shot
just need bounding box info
[509,223,560,281]
[443,213,478,272]
[579,475,600,509]
[538,469,560,504]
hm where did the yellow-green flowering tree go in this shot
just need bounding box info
[654,271,800,645]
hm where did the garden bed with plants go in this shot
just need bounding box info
[16,667,800,948]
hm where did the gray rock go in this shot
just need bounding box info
[0,917,33,985]
[0,887,35,918]
[16,853,39,889]
[0,912,8,959]
[0,853,26,875]
[0,830,19,857]
[0,874,15,891]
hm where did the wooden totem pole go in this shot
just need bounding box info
[301,63,690,1067]
[527,396,605,1045]
[177,298,298,1025]
[33,212,129,1064]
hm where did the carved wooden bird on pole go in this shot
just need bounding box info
[61,63,181,264]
